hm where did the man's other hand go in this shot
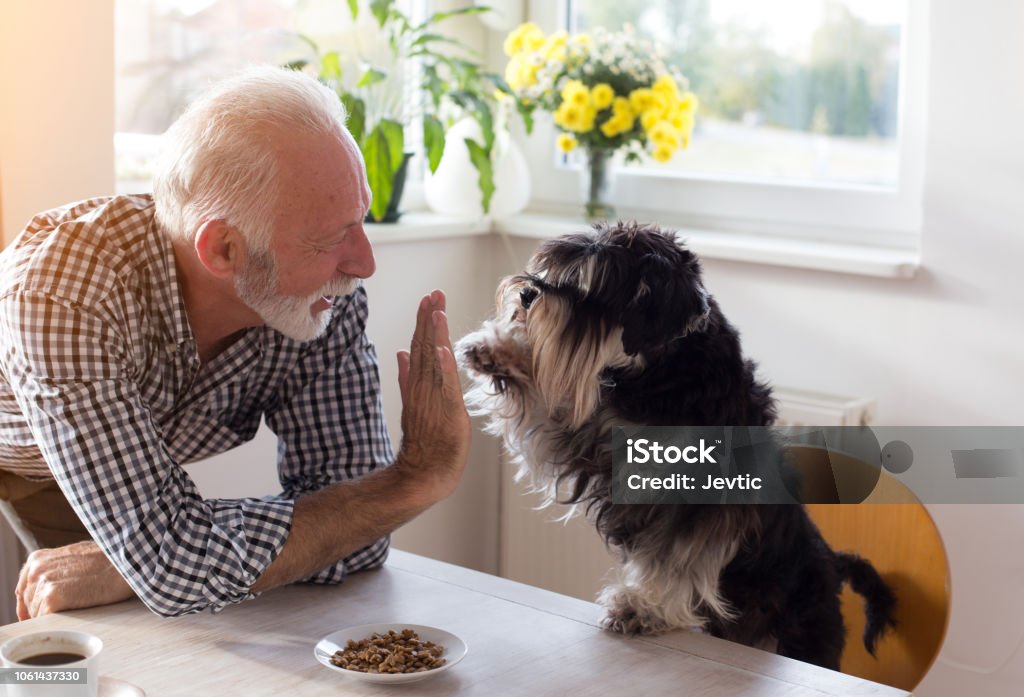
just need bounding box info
[16,540,135,620]
[395,289,471,504]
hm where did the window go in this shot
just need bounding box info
[115,0,301,192]
[114,0,422,194]
[525,0,927,242]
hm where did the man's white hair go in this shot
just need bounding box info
[153,66,351,252]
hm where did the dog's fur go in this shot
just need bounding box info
[456,221,896,669]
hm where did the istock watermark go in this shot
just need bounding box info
[612,426,1024,504]
[626,438,719,464]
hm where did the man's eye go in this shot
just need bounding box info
[520,287,538,310]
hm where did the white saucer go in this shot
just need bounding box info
[315,623,467,685]
[99,676,145,696]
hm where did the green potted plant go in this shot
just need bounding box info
[290,0,527,222]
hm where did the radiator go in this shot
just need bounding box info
[498,388,877,602]
[771,387,876,427]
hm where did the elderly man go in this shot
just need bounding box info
[0,67,470,619]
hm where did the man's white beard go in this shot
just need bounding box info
[234,248,358,342]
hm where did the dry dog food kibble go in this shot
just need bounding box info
[330,629,447,674]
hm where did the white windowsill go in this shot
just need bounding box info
[364,212,490,243]
[368,210,921,279]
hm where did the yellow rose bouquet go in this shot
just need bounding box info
[503,23,698,218]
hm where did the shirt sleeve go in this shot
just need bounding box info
[0,290,293,617]
[263,285,394,585]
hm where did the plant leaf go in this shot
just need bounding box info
[438,55,479,86]
[516,100,536,135]
[422,64,445,110]
[370,0,394,27]
[479,111,495,152]
[377,118,405,173]
[296,33,320,54]
[450,91,494,151]
[423,114,446,174]
[484,72,514,95]
[413,6,490,33]
[346,0,358,19]
[320,51,342,80]
[282,59,308,72]
[340,93,366,144]
[356,67,388,88]
[363,126,394,223]
[388,8,410,34]
[464,138,495,214]
[411,33,464,49]
[408,32,479,60]
[448,90,483,111]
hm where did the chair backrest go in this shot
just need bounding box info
[0,499,40,553]
[792,446,950,691]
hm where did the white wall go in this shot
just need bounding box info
[0,1,115,243]
[185,234,504,574]
[704,4,1024,692]
[483,2,1024,694]
[0,0,116,624]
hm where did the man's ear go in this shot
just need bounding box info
[194,220,244,279]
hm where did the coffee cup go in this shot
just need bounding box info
[0,630,101,697]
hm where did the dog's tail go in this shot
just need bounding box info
[834,552,898,655]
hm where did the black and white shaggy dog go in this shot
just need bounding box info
[456,221,896,669]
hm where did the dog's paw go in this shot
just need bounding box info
[456,341,493,373]
[602,605,644,635]
[601,601,668,636]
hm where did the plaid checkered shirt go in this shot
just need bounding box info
[0,195,393,616]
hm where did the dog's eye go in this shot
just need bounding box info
[520,286,539,310]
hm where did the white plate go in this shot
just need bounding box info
[314,623,467,685]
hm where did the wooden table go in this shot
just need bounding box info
[0,550,908,696]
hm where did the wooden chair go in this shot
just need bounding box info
[0,499,40,553]
[790,446,951,690]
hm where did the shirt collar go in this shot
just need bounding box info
[147,202,196,353]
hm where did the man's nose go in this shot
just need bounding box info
[338,224,376,279]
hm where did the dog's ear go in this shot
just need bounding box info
[528,293,624,430]
[620,250,710,355]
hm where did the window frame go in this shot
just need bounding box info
[519,0,929,247]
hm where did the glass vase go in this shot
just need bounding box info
[581,147,616,221]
